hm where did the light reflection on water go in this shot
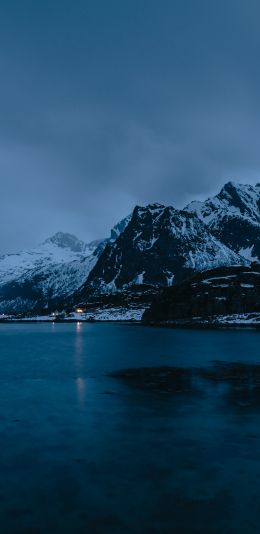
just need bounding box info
[0,323,259,533]
[74,322,86,405]
[75,377,86,404]
[74,322,83,368]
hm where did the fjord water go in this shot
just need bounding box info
[0,324,260,533]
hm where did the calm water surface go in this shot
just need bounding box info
[0,323,260,533]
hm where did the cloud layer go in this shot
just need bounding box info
[1,0,260,251]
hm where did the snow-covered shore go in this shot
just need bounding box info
[152,313,260,329]
[0,307,147,323]
[1,310,260,327]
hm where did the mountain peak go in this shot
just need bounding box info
[132,203,168,219]
[136,203,166,211]
[43,232,86,253]
[147,202,166,210]
[220,180,260,196]
[221,180,238,190]
[218,181,260,214]
[186,181,260,261]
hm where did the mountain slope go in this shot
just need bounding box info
[85,203,247,293]
[186,181,260,261]
[0,214,132,314]
[0,233,101,313]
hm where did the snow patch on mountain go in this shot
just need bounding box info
[238,246,258,262]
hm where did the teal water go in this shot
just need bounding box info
[0,323,260,533]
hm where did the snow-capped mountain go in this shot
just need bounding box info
[0,233,102,313]
[0,233,100,286]
[43,232,96,253]
[186,181,260,261]
[1,181,259,316]
[0,216,132,314]
[84,203,247,293]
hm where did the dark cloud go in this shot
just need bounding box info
[1,0,260,252]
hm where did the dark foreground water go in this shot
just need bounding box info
[0,323,260,533]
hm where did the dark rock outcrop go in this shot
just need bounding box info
[143,263,260,324]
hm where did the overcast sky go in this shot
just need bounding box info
[1,0,260,252]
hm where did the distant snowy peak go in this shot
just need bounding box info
[186,181,260,260]
[43,232,102,255]
[43,232,86,252]
[0,217,134,313]
[85,202,246,293]
[0,231,104,313]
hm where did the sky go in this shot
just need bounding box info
[1,0,260,252]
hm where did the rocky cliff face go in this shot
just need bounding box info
[143,264,260,323]
[85,203,246,293]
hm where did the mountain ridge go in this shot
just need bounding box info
[0,181,259,315]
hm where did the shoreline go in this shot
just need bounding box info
[1,317,260,330]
